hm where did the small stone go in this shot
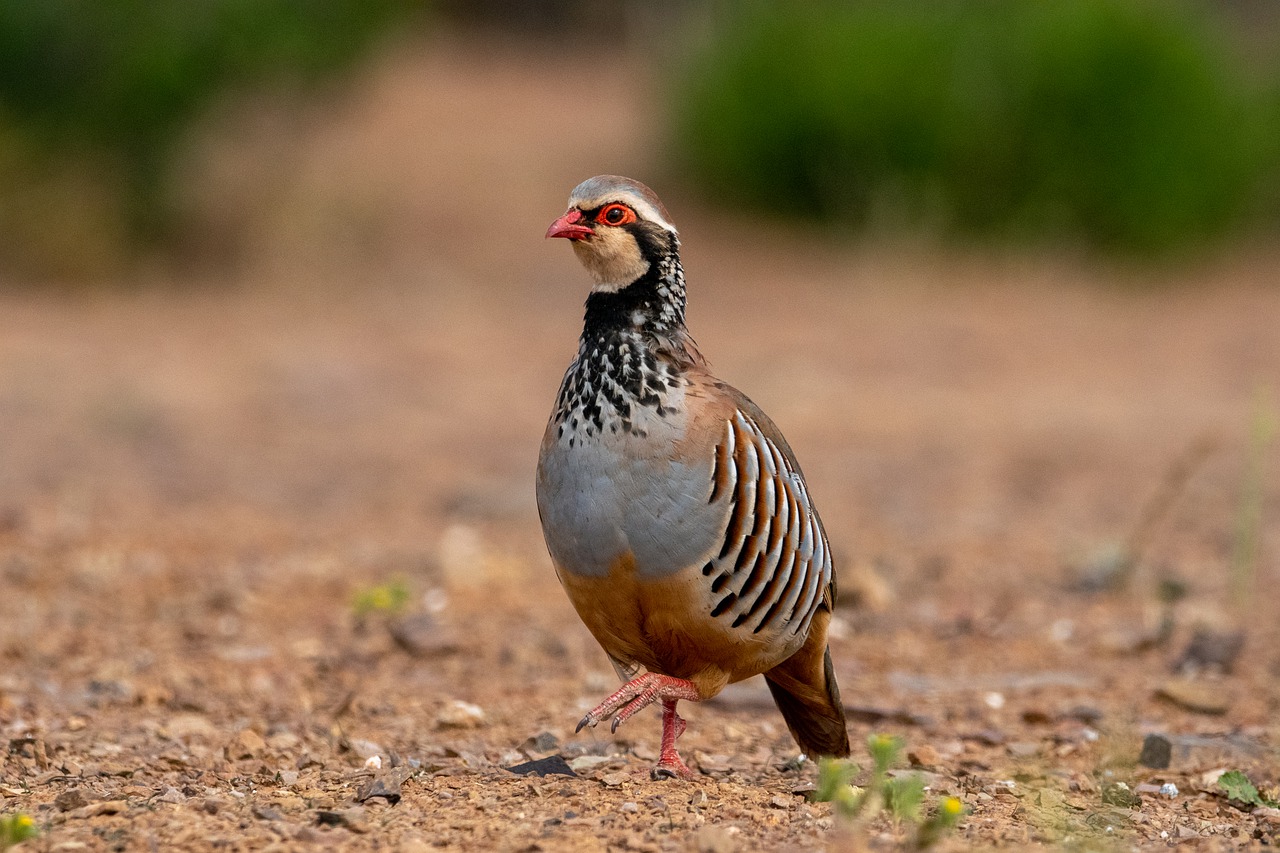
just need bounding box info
[521,732,560,755]
[907,745,939,768]
[1253,807,1280,824]
[156,786,185,804]
[435,700,485,729]
[620,801,639,814]
[568,755,612,773]
[1007,741,1040,758]
[1138,734,1172,769]
[354,766,415,804]
[388,613,458,658]
[55,788,90,811]
[277,770,299,787]
[1158,783,1178,798]
[505,756,577,778]
[67,717,88,732]
[74,800,127,818]
[1174,629,1245,674]
[600,772,628,788]
[1155,679,1230,715]
[769,795,792,809]
[1101,781,1140,808]
[253,805,284,821]
[226,729,267,760]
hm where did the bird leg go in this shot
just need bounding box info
[652,699,693,779]
[576,672,700,735]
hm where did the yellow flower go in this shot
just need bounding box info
[941,796,963,816]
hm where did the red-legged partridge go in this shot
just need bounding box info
[538,175,850,778]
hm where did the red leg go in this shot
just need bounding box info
[652,699,693,779]
[576,673,700,778]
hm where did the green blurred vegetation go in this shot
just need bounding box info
[0,0,421,276]
[673,0,1280,256]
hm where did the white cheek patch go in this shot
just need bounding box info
[572,228,650,292]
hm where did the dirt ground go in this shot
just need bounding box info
[2,36,1280,852]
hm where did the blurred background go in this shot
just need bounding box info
[0,0,1274,845]
[1,2,1279,845]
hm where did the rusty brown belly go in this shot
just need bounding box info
[556,552,796,699]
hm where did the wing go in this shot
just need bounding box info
[697,390,834,640]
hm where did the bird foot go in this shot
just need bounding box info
[576,673,700,734]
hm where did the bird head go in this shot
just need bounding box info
[546,175,678,292]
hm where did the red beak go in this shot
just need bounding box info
[546,209,594,241]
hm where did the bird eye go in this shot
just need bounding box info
[597,204,636,226]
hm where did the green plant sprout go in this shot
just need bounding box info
[812,734,965,848]
[351,577,410,617]
[0,813,37,850]
[1219,770,1279,809]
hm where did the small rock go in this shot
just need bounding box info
[907,745,939,768]
[55,788,90,811]
[1101,782,1140,808]
[71,800,127,818]
[769,795,792,809]
[355,766,415,804]
[520,732,560,755]
[435,700,485,729]
[1158,782,1178,798]
[277,770,299,787]
[1174,629,1245,675]
[388,613,458,658]
[202,797,222,815]
[1155,679,1230,715]
[253,805,284,821]
[505,755,577,778]
[155,786,185,804]
[226,729,266,760]
[1254,807,1280,824]
[600,772,628,787]
[568,755,613,774]
[1138,734,1173,769]
[620,801,639,814]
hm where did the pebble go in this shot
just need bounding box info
[435,700,486,729]
[55,788,90,812]
[1155,679,1230,715]
[568,755,612,773]
[1138,734,1172,769]
[225,729,266,760]
[620,801,639,814]
[155,786,185,804]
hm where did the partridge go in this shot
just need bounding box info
[537,176,850,778]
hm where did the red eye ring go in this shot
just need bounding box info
[596,204,636,226]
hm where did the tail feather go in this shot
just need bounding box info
[763,612,850,758]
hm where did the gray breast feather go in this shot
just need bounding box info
[537,417,730,580]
